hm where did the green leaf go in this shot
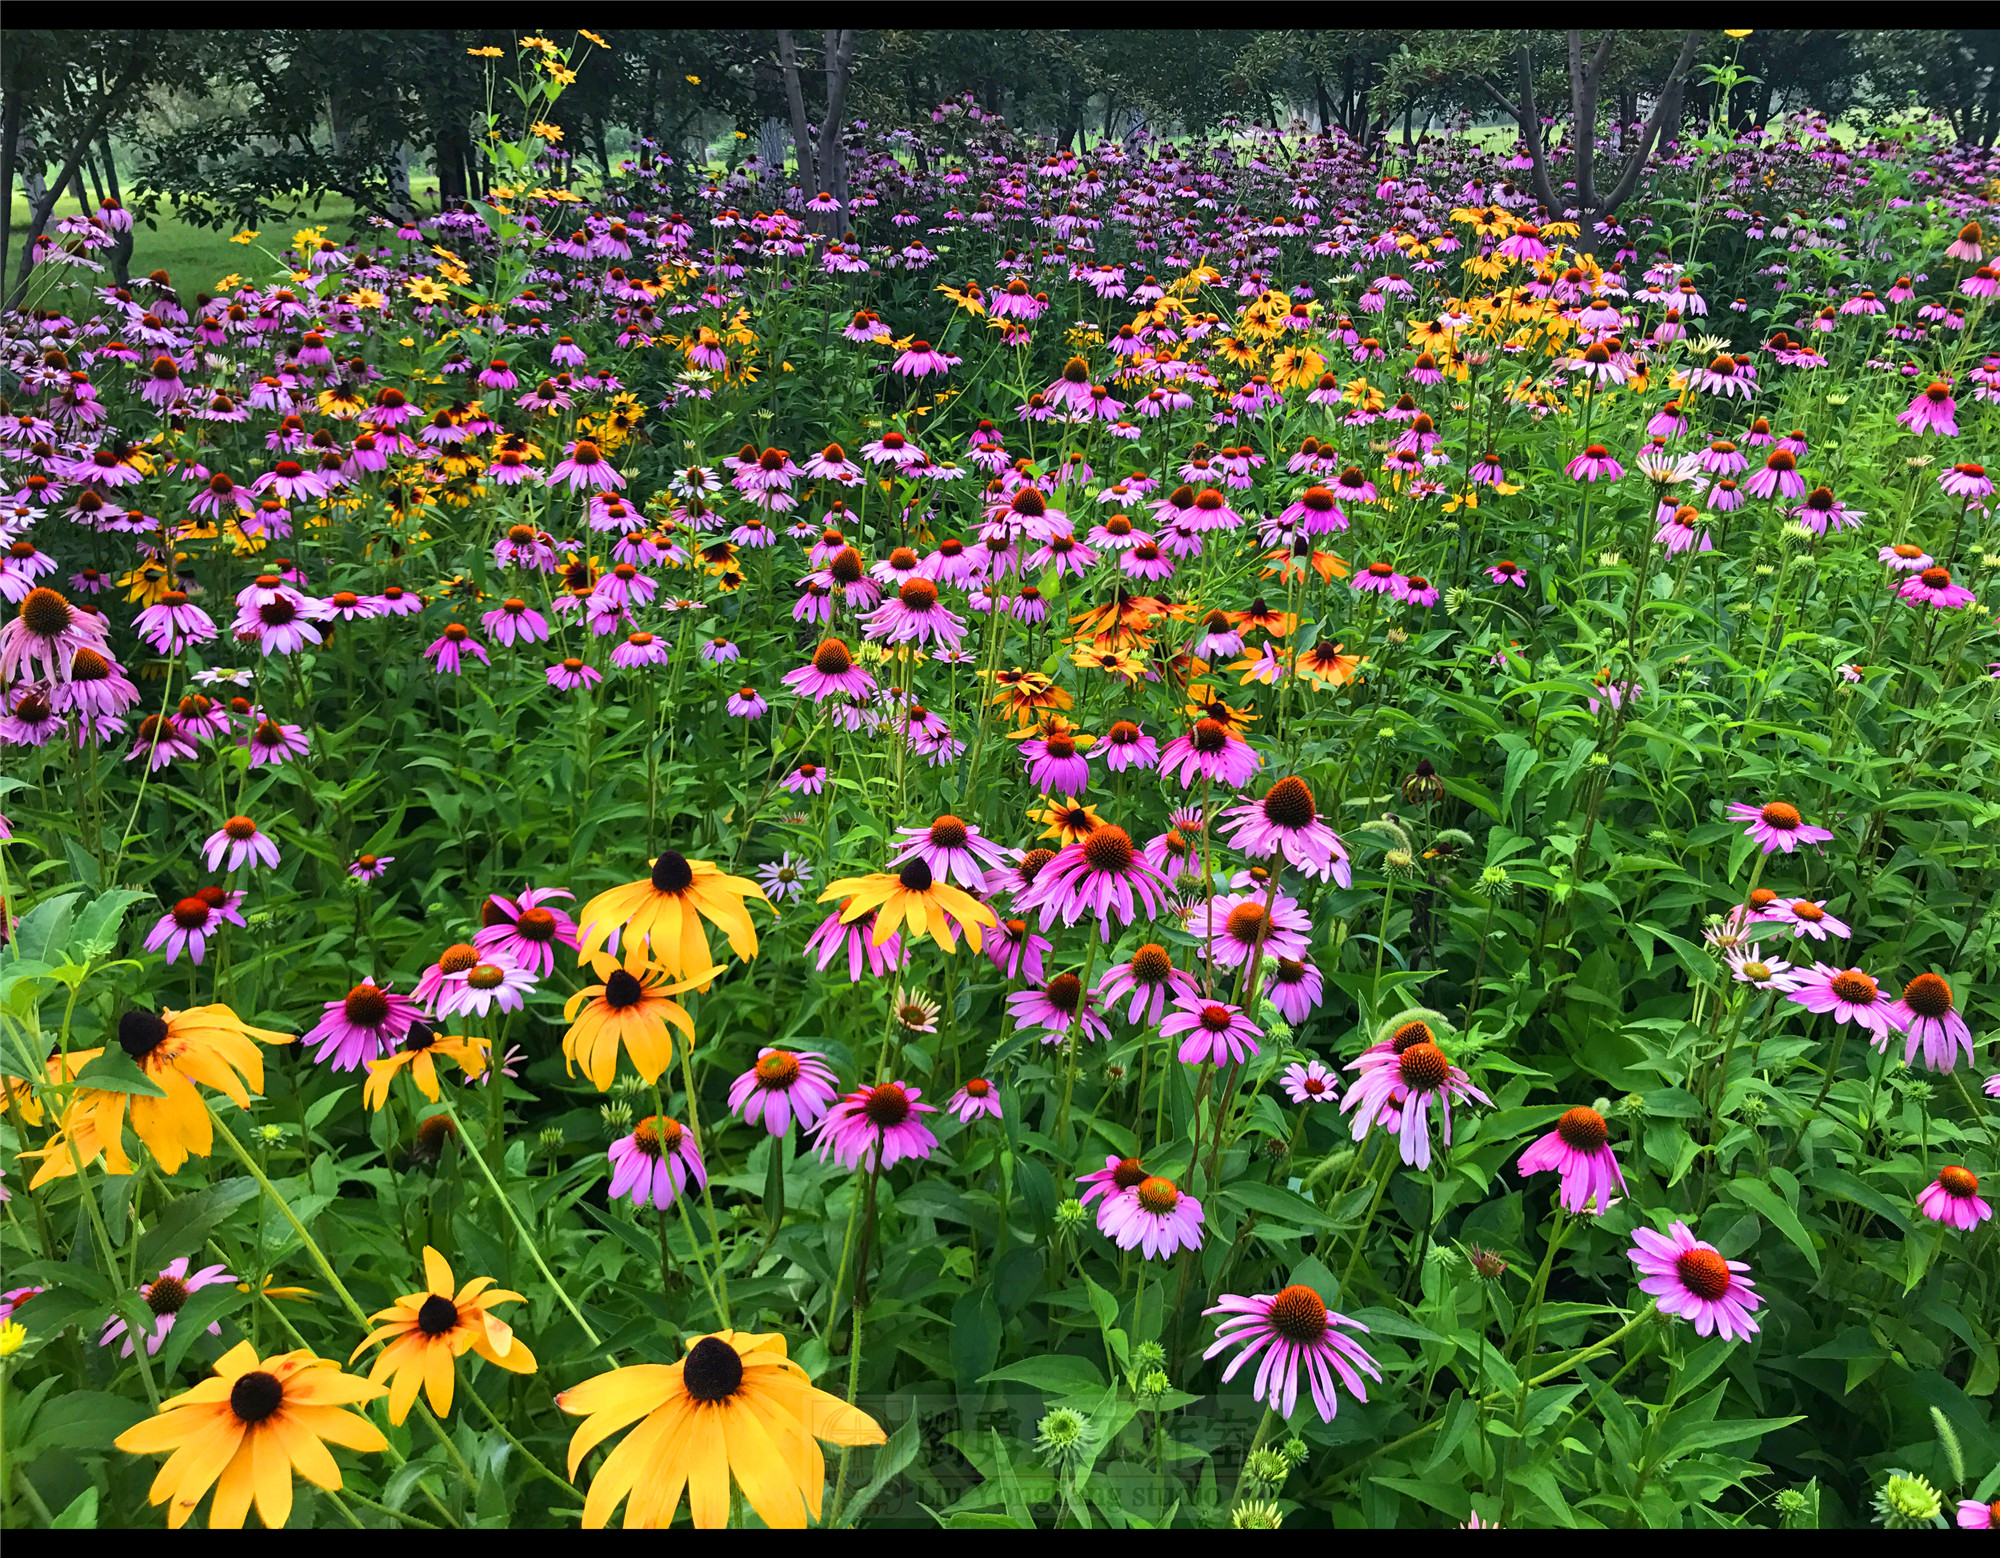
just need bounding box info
[73,1049,168,1098]
[51,1488,99,1529]
[71,890,151,959]
[158,1281,250,1378]
[5,891,82,963]
[1219,1179,1343,1231]
[839,1412,924,1527]
[138,1177,259,1270]
[1719,1176,1822,1274]
[34,1389,150,1450]
[979,1354,1107,1395]
[950,1286,1002,1399]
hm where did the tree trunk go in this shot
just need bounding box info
[99,133,132,284]
[11,65,137,303]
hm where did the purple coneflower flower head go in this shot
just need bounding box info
[1879,543,1933,572]
[1341,1037,1490,1170]
[1018,730,1092,792]
[1725,798,1833,854]
[728,1048,840,1136]
[3,587,111,684]
[1006,972,1111,1044]
[782,637,877,702]
[1100,1174,1204,1259]
[1919,1166,1992,1231]
[436,950,537,1019]
[1889,972,1975,1072]
[349,854,394,883]
[425,623,489,676]
[1898,564,1977,611]
[1627,1221,1762,1341]
[133,591,217,654]
[242,717,311,767]
[546,657,602,693]
[305,977,420,1070]
[99,1258,234,1358]
[983,915,1052,983]
[1939,462,1992,499]
[1095,719,1158,773]
[890,813,1011,887]
[1784,962,1895,1038]
[606,1116,707,1210]
[1162,993,1264,1066]
[781,761,827,796]
[1188,889,1312,972]
[1281,1058,1339,1106]
[1204,1285,1379,1423]
[469,887,575,978]
[1158,717,1261,789]
[813,1079,938,1171]
[946,1078,1003,1123]
[1095,942,1199,1027]
[144,891,247,966]
[1219,776,1350,885]
[1744,449,1806,500]
[1565,444,1624,482]
[1016,824,1173,939]
[1266,958,1325,1025]
[1517,1106,1628,1214]
[1897,380,1958,437]
[725,686,767,718]
[203,814,281,873]
[862,577,966,650]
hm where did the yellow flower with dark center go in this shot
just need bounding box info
[1181,684,1258,732]
[556,1329,884,1528]
[362,1025,488,1110]
[818,859,997,953]
[21,1005,292,1186]
[563,946,717,1090]
[1033,795,1106,846]
[576,850,769,981]
[114,1341,387,1528]
[350,1247,535,1424]
[120,561,177,605]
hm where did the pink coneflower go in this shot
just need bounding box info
[545,655,605,695]
[889,814,1011,888]
[725,686,767,718]
[781,761,827,796]
[425,623,489,676]
[946,1078,1003,1123]
[1019,730,1091,793]
[1742,449,1805,501]
[1016,824,1173,939]
[1161,993,1263,1066]
[203,815,280,873]
[1725,946,1801,991]
[1918,1165,1992,1230]
[99,1257,235,1358]
[1219,775,1350,885]
[1077,1155,1149,1227]
[1006,972,1111,1044]
[242,717,310,767]
[728,1048,841,1136]
[126,714,199,770]
[1518,1106,1628,1214]
[1627,1221,1762,1341]
[804,900,907,980]
[861,577,966,650]
[1100,1175,1204,1259]
[437,951,537,1020]
[1187,890,1312,972]
[983,915,1052,983]
[348,854,393,883]
[1898,565,1977,611]
[1203,1285,1378,1423]
[1341,1038,1490,1170]
[1566,445,1624,482]
[1939,462,1992,499]
[483,597,551,646]
[1095,942,1200,1027]
[305,977,420,1070]
[1896,381,1958,437]
[1725,799,1834,855]
[1485,559,1529,589]
[1266,958,1325,1025]
[1765,898,1850,943]
[3,587,111,684]
[1889,972,1975,1072]
[1158,717,1261,789]
[782,637,877,702]
[813,1079,938,1170]
[133,591,217,654]
[1281,1058,1339,1106]
[1960,1498,1999,1529]
[606,1115,706,1210]
[1095,719,1158,773]
[143,891,247,965]
[550,438,625,490]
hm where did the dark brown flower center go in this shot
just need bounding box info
[230,1370,284,1424]
[1759,802,1800,829]
[1829,970,1878,1004]
[417,1294,458,1336]
[1262,776,1315,830]
[1902,972,1953,1018]
[1136,1176,1180,1214]
[683,1335,744,1402]
[862,1083,911,1128]
[651,851,694,893]
[756,1051,801,1087]
[1130,943,1173,983]
[897,858,935,892]
[1940,1165,1979,1198]
[1556,1106,1609,1151]
[1225,903,1268,945]
[603,969,646,1010]
[1397,1041,1450,1092]
[118,1009,169,1062]
[344,985,391,1027]
[21,587,72,638]
[1081,825,1135,873]
[929,816,969,849]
